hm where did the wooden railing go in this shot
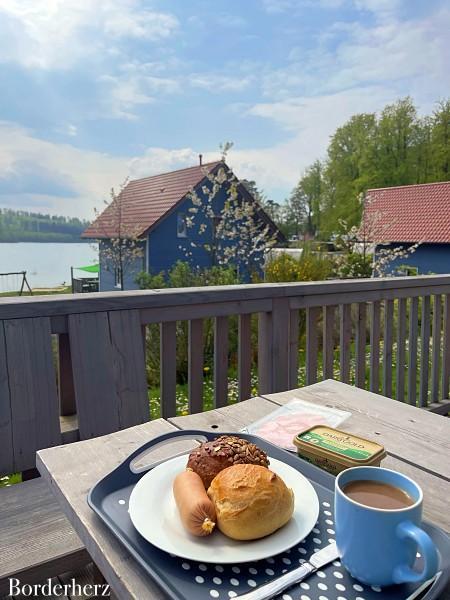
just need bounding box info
[1,275,450,419]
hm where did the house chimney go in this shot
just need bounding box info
[199,153,203,166]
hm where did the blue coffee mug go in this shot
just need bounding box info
[335,466,438,587]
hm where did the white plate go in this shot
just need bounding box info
[129,455,319,563]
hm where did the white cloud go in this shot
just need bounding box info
[100,66,180,119]
[55,123,78,137]
[261,5,450,102]
[262,0,345,13]
[0,121,129,217]
[215,13,247,28]
[0,0,178,70]
[189,74,253,93]
[129,148,206,179]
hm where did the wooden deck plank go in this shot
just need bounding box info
[0,478,88,597]
[4,317,60,473]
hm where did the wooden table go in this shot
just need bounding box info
[37,380,450,600]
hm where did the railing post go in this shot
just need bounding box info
[370,301,381,393]
[396,298,407,402]
[355,302,367,388]
[382,299,394,398]
[442,294,450,400]
[58,333,76,416]
[306,306,320,385]
[238,314,252,401]
[271,298,290,392]
[323,305,335,379]
[214,316,229,408]
[258,311,273,394]
[289,309,300,389]
[431,295,442,403]
[340,304,352,384]
[419,296,431,407]
[160,321,177,418]
[188,319,204,413]
[408,297,419,406]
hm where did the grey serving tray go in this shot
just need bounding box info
[88,430,450,600]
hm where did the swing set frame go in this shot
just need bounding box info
[0,271,33,296]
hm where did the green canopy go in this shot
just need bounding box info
[74,264,99,273]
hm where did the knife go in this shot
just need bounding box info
[235,542,339,600]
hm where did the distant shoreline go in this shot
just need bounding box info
[0,239,91,244]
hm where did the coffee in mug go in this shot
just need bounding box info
[335,466,438,587]
[342,480,415,510]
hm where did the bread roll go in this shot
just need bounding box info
[207,464,294,540]
[187,436,269,489]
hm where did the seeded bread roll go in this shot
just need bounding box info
[207,463,294,540]
[186,436,269,489]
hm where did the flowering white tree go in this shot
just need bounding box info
[334,192,420,278]
[180,144,279,278]
[94,180,144,290]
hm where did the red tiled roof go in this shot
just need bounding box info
[82,161,221,239]
[362,181,450,243]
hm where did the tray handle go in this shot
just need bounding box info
[127,429,211,474]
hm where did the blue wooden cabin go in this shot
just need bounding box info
[363,181,450,276]
[83,160,285,291]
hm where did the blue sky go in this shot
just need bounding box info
[0,0,448,219]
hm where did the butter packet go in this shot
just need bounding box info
[241,399,350,452]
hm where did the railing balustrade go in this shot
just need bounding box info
[1,275,450,429]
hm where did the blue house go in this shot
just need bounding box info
[362,181,450,275]
[83,160,285,291]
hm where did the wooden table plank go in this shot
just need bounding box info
[37,420,179,600]
[261,379,450,480]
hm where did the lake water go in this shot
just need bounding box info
[0,242,99,291]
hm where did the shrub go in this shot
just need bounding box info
[265,249,333,283]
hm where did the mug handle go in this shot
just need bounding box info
[393,521,439,584]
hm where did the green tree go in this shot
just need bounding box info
[431,99,450,180]
[321,113,377,236]
[375,97,418,186]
